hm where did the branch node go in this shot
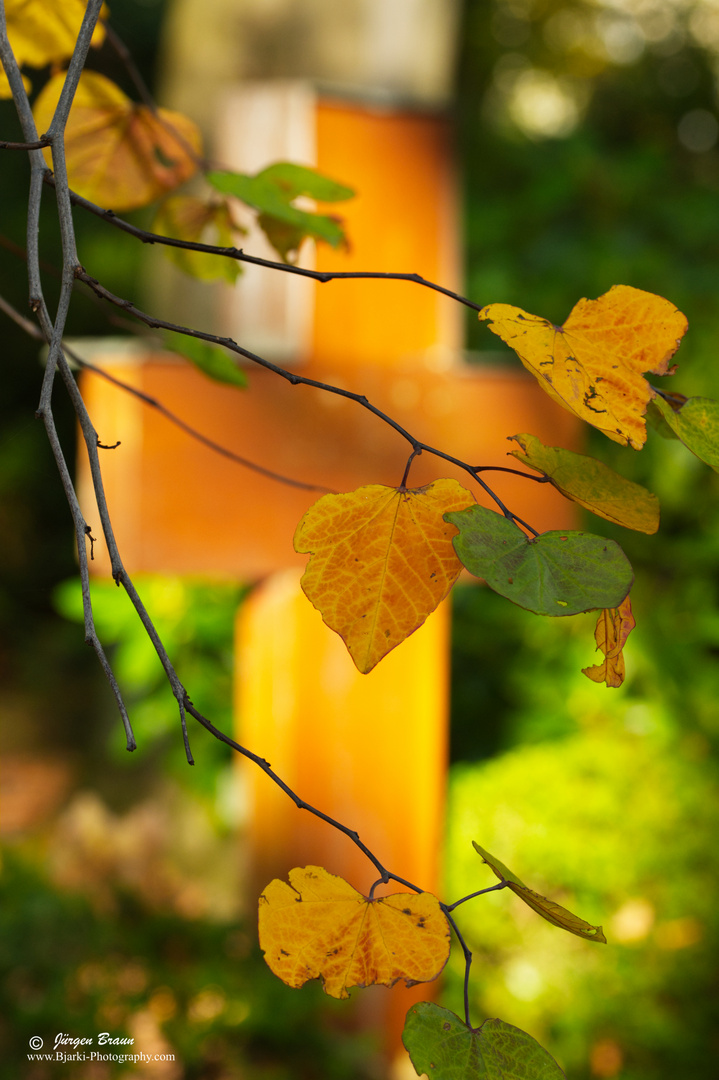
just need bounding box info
[84,523,96,560]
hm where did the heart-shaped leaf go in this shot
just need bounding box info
[445,505,633,616]
[295,480,476,672]
[33,71,201,211]
[259,867,450,1000]
[403,1003,566,1079]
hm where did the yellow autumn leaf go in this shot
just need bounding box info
[480,285,688,449]
[0,66,30,101]
[6,0,106,71]
[473,842,607,943]
[33,71,202,211]
[582,594,636,688]
[258,866,451,1000]
[294,479,476,673]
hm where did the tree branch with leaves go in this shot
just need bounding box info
[3,1,719,1076]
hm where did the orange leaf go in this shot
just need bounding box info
[293,479,476,673]
[258,866,451,999]
[6,0,106,71]
[33,71,202,211]
[582,595,635,688]
[480,286,688,449]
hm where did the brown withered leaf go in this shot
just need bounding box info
[582,594,635,688]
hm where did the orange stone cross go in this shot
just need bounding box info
[78,89,578,1059]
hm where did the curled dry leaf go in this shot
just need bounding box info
[480,285,688,449]
[294,480,476,673]
[259,866,451,1000]
[582,594,636,688]
[33,71,202,211]
[473,842,607,943]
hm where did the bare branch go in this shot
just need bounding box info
[49,176,484,312]
[44,0,105,140]
[74,352,334,494]
[77,268,532,523]
[0,136,50,150]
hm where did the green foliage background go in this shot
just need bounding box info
[2,1,719,1078]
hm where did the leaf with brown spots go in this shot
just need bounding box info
[258,867,451,999]
[480,286,687,449]
[294,480,476,673]
[582,594,636,688]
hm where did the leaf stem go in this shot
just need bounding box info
[442,909,474,1028]
[445,881,509,911]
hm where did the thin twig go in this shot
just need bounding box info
[76,268,535,525]
[49,175,483,312]
[74,353,334,494]
[183,696,437,891]
[37,399,136,751]
[445,881,509,911]
[0,291,42,337]
[442,910,475,1028]
[102,22,156,111]
[0,287,332,494]
[0,136,50,150]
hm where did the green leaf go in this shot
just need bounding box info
[508,433,659,534]
[163,332,248,389]
[403,1003,566,1080]
[646,398,680,440]
[444,505,633,616]
[153,196,242,283]
[207,162,354,262]
[257,213,308,265]
[472,843,607,943]
[652,394,719,472]
[256,162,355,203]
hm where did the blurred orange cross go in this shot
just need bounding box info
[79,92,578,1055]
